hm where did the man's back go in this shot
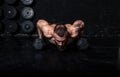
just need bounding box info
[36,19,84,50]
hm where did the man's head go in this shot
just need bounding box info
[53,24,69,48]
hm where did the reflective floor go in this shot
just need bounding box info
[0,35,119,75]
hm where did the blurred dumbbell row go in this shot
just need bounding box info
[0,0,36,35]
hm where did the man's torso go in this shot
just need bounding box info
[41,24,79,45]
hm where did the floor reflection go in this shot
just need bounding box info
[0,36,118,73]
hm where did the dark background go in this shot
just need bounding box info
[0,0,120,75]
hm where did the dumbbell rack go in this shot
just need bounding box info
[0,0,36,36]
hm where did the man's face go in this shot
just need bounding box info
[53,33,66,48]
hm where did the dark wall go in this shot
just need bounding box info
[0,0,120,36]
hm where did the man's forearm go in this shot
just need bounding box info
[37,28,42,40]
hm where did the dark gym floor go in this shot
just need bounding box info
[0,35,119,75]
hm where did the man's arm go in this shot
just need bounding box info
[37,27,42,39]
[72,20,84,38]
[65,20,84,38]
[36,19,49,40]
[73,20,84,28]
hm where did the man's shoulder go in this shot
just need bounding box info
[37,19,49,27]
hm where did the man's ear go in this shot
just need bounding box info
[73,20,84,28]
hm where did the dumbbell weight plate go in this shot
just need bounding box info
[21,20,34,33]
[4,6,17,19]
[5,21,18,34]
[21,0,34,5]
[21,7,34,19]
[77,38,89,50]
[5,0,16,4]
[33,38,43,50]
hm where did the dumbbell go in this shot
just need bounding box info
[4,6,17,19]
[21,20,34,33]
[33,38,45,50]
[5,21,18,34]
[77,38,89,50]
[21,7,34,19]
[21,0,34,5]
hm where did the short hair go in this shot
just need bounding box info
[54,24,67,37]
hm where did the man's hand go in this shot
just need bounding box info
[72,20,85,37]
[73,20,84,29]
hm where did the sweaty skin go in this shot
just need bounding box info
[37,19,84,49]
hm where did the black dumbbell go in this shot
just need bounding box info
[21,7,34,19]
[21,20,34,33]
[21,0,34,5]
[5,0,16,4]
[33,38,45,50]
[5,21,18,34]
[4,6,17,19]
[77,38,89,50]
